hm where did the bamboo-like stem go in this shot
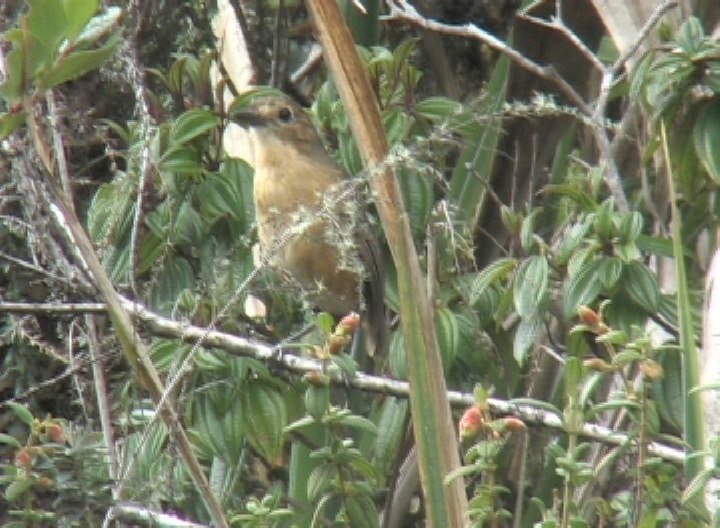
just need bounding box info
[303,1,468,525]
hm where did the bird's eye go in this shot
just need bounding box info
[278,106,293,122]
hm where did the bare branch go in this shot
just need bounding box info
[1,293,685,464]
[383,0,591,113]
[103,503,208,528]
[519,14,605,72]
[591,0,678,213]
[610,0,678,77]
[0,301,107,313]
[123,296,687,463]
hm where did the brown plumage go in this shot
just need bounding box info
[231,94,387,356]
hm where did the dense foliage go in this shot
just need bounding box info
[1,1,720,527]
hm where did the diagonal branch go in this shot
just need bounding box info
[383,0,592,114]
[1,298,686,464]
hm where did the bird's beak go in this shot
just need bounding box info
[230,111,267,128]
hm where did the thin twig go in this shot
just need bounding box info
[383,0,591,114]
[610,0,678,77]
[86,314,120,497]
[113,297,691,462]
[45,91,73,208]
[519,14,605,72]
[0,301,107,313]
[591,0,678,213]
[290,43,323,84]
[121,8,155,298]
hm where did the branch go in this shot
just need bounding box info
[306,0,468,523]
[0,299,685,463]
[518,14,605,72]
[118,297,690,463]
[103,503,208,528]
[383,0,591,114]
[0,301,107,313]
[590,0,679,214]
[381,0,682,213]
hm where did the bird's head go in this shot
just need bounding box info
[230,94,323,154]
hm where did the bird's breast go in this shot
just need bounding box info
[252,143,361,314]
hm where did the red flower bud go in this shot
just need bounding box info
[336,312,361,336]
[504,417,527,432]
[46,423,65,444]
[14,448,32,469]
[459,406,484,441]
[578,306,601,327]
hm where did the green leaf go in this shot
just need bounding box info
[414,96,463,120]
[151,256,195,313]
[593,199,615,240]
[563,258,603,317]
[520,209,542,252]
[693,101,720,183]
[436,306,459,370]
[241,381,288,466]
[542,184,598,211]
[171,201,204,245]
[39,32,120,89]
[675,17,705,55]
[623,261,660,312]
[348,453,381,483]
[7,28,49,81]
[0,433,22,448]
[448,54,509,229]
[514,316,542,365]
[159,146,203,174]
[0,44,25,101]
[372,398,408,481]
[629,50,655,102]
[388,329,406,379]
[554,220,591,265]
[170,109,220,145]
[307,464,335,503]
[618,211,644,242]
[332,352,358,378]
[221,396,245,463]
[27,0,68,65]
[150,339,188,372]
[597,257,622,289]
[74,6,122,47]
[316,312,335,335]
[636,234,675,258]
[384,110,412,145]
[397,167,433,236]
[4,477,34,503]
[305,384,330,419]
[7,402,34,426]
[199,159,255,230]
[337,414,378,435]
[653,349,682,431]
[193,396,231,462]
[470,257,516,304]
[63,0,99,41]
[0,111,27,140]
[513,256,548,318]
[344,494,380,528]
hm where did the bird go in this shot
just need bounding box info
[230,93,387,357]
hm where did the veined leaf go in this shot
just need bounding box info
[693,100,720,184]
[470,257,516,304]
[39,33,120,89]
[563,258,603,317]
[514,316,543,365]
[513,255,549,318]
[170,109,220,145]
[623,261,660,312]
